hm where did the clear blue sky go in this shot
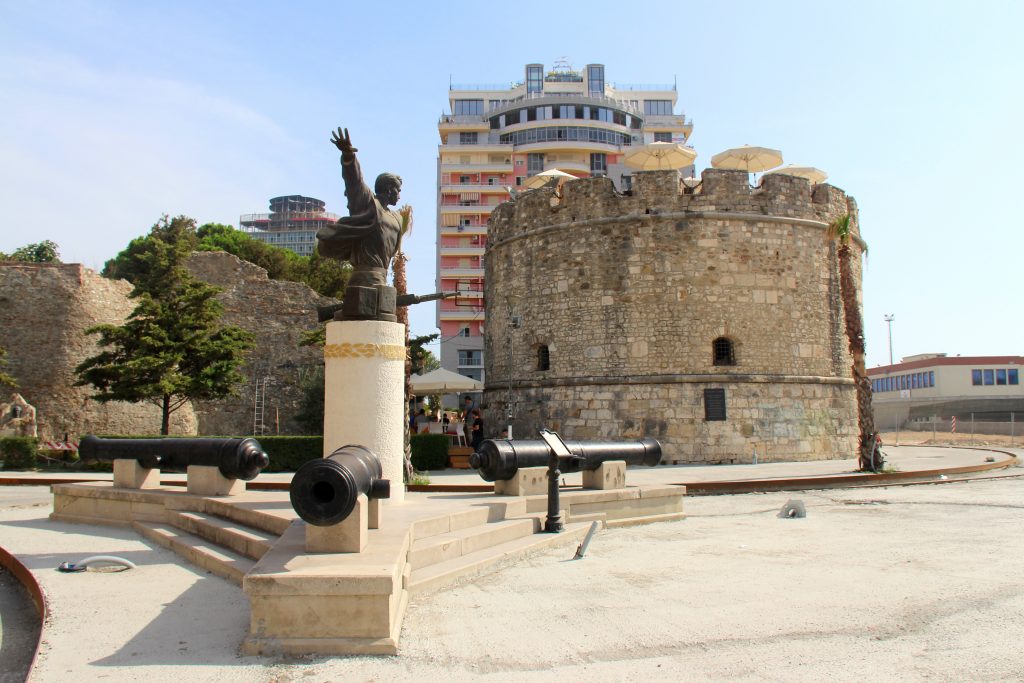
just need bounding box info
[2,1,1020,368]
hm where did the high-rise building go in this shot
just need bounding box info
[240,195,338,257]
[436,61,693,384]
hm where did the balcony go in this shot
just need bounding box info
[440,183,511,194]
[438,115,489,131]
[440,224,488,236]
[440,266,485,278]
[439,309,486,321]
[440,246,485,257]
[440,162,513,172]
[439,204,496,215]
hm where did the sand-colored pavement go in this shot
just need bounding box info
[1,445,1022,681]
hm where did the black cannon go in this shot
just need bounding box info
[77,435,270,481]
[289,445,391,526]
[469,437,662,482]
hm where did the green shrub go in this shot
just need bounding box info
[0,437,39,469]
[257,435,323,472]
[410,434,448,470]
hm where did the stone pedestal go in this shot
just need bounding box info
[494,466,548,496]
[305,495,375,553]
[186,465,244,496]
[324,320,405,504]
[113,459,161,489]
[582,460,627,490]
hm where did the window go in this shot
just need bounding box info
[984,369,994,385]
[704,388,727,421]
[559,105,574,119]
[488,99,503,110]
[459,326,471,338]
[454,99,483,116]
[620,175,632,192]
[515,176,524,186]
[527,153,545,176]
[1009,369,1019,385]
[644,100,673,116]
[527,65,543,93]
[587,64,604,94]
[997,369,1007,385]
[459,175,471,184]
[537,345,550,371]
[590,153,607,174]
[929,371,935,387]
[653,132,673,143]
[712,337,735,366]
[972,369,983,386]
[459,132,478,145]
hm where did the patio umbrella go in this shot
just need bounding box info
[624,142,698,171]
[710,145,783,173]
[524,168,576,190]
[409,368,483,393]
[764,164,828,184]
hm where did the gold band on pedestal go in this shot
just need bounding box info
[324,343,406,361]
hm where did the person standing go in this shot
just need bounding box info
[470,408,484,451]
[461,395,475,446]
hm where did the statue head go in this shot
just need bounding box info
[375,173,402,207]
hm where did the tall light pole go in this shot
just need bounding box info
[884,314,895,366]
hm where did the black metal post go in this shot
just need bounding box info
[545,446,563,533]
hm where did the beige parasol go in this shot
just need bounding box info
[710,145,783,173]
[624,142,698,171]
[409,368,483,393]
[524,168,577,189]
[764,164,828,184]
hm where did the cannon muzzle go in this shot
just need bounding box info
[78,435,270,481]
[289,444,391,526]
[470,437,662,482]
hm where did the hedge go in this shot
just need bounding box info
[410,433,449,471]
[256,436,323,472]
[0,437,39,469]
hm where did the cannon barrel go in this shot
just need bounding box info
[289,445,391,526]
[77,435,270,481]
[469,437,662,482]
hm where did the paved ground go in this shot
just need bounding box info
[1,445,1022,681]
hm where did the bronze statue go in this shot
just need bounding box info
[317,128,404,320]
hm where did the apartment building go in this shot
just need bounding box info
[436,61,693,384]
[240,195,339,257]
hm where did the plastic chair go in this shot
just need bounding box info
[426,422,444,435]
[450,422,467,446]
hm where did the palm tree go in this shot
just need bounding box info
[827,214,880,471]
[394,205,414,482]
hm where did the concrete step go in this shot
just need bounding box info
[407,521,590,596]
[133,521,254,586]
[167,510,277,560]
[197,497,291,536]
[408,517,538,569]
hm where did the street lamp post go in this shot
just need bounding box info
[884,314,895,366]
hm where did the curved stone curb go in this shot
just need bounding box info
[0,542,46,680]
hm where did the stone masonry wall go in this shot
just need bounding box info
[0,255,335,440]
[0,263,197,439]
[483,168,864,463]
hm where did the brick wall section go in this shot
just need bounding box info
[484,168,864,463]
[0,263,197,439]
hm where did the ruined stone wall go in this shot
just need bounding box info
[0,263,197,439]
[0,255,335,440]
[484,168,865,463]
[185,251,334,436]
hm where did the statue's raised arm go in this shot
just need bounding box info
[316,126,404,322]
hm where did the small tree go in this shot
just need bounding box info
[78,215,254,434]
[2,240,61,263]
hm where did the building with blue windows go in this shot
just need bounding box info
[240,195,338,257]
[868,354,1023,429]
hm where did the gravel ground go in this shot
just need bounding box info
[2,474,1023,681]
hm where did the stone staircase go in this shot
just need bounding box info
[133,497,588,593]
[133,503,285,587]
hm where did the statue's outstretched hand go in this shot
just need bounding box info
[330,127,357,161]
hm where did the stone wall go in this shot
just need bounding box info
[0,263,197,439]
[185,251,335,436]
[483,168,865,463]
[0,255,335,440]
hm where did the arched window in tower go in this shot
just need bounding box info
[536,345,550,371]
[712,337,735,366]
